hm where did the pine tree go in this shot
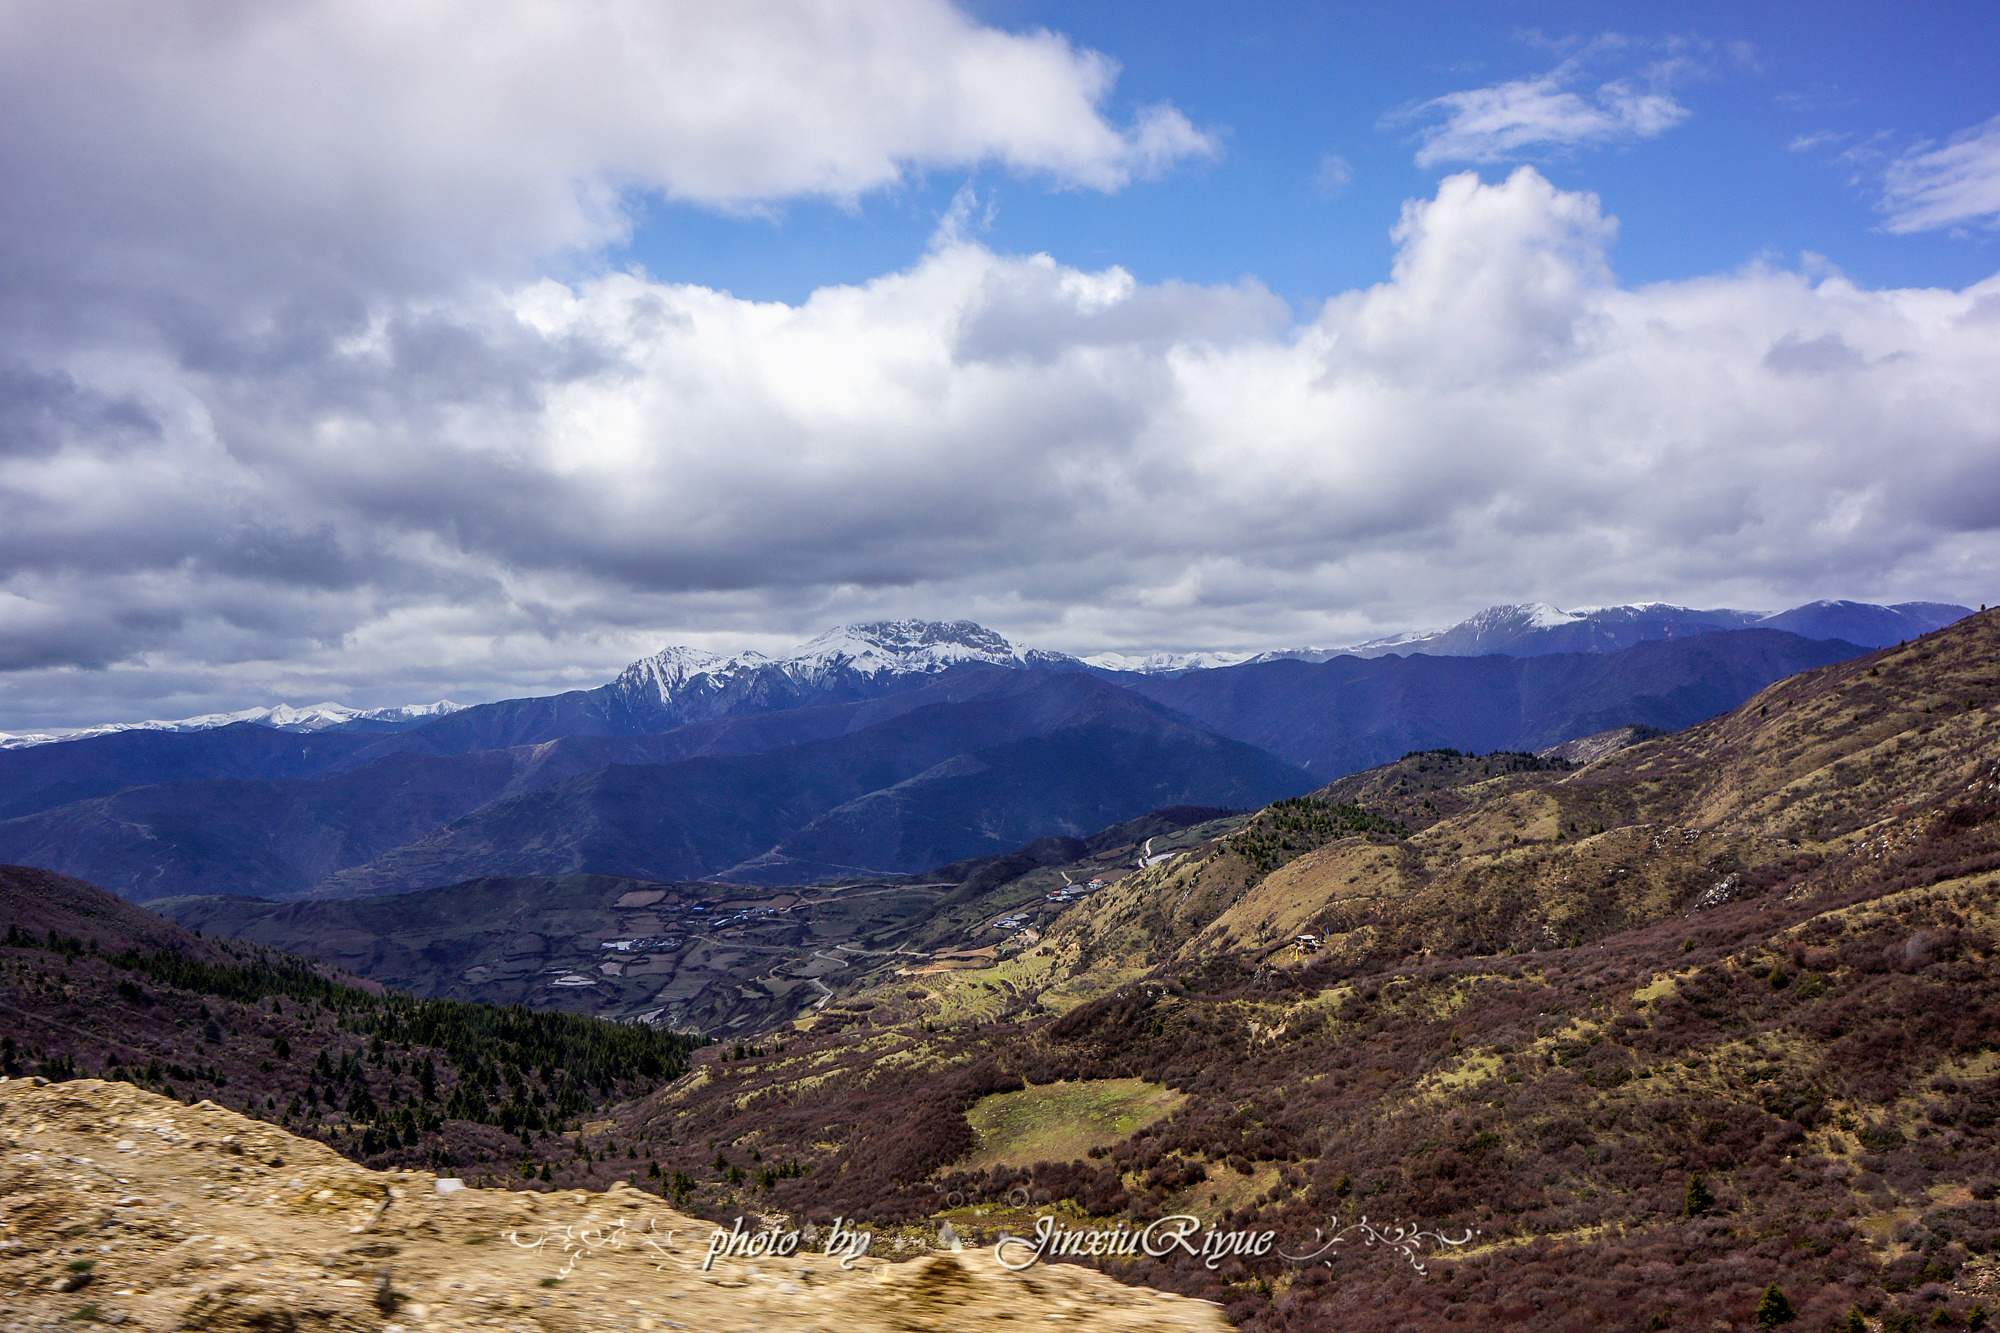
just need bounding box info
[1685,1174,1713,1216]
[1755,1284,1795,1327]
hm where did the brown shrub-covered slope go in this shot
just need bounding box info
[626,609,2000,1333]
[1025,605,2000,978]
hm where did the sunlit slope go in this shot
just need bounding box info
[1033,610,1999,988]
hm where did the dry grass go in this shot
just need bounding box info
[959,1078,1186,1169]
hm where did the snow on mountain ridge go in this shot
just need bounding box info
[18,603,1967,744]
[613,645,735,705]
[0,700,465,749]
[614,619,1074,707]
[1522,602,1587,630]
[793,619,1025,669]
[1444,602,1586,634]
[1083,649,1257,674]
[1084,599,1967,673]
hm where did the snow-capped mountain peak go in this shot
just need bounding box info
[613,645,734,703]
[1462,602,1587,632]
[613,620,1077,710]
[1523,602,1587,630]
[793,619,1027,671]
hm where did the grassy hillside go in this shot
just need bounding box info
[621,609,2000,1332]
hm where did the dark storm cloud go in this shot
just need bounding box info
[0,368,160,459]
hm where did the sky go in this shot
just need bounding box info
[2,0,1998,730]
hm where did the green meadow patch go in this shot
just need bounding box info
[960,1077,1184,1169]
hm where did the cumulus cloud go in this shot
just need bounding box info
[8,162,2000,728]
[0,0,1214,328]
[1399,45,1690,167]
[1881,114,2000,232]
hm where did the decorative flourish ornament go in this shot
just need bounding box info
[504,1216,689,1276]
[1278,1215,1478,1276]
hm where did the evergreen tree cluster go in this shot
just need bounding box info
[90,944,704,1095]
[0,916,708,1186]
[1227,796,1408,873]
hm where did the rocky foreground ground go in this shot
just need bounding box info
[0,1078,1226,1332]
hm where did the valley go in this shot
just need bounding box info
[161,874,956,1034]
[156,807,1249,1034]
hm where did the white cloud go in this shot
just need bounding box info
[1881,114,2000,233]
[1315,154,1353,196]
[7,167,2000,728]
[0,0,1215,319]
[1400,47,1690,167]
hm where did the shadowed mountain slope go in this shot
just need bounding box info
[0,722,382,822]
[0,748,538,902]
[0,672,1301,902]
[0,863,233,961]
[1759,597,1971,648]
[730,726,1286,884]
[1110,628,1868,774]
[316,676,1309,897]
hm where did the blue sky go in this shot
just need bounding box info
[620,1,2000,307]
[2,0,1998,729]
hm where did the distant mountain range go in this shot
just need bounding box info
[1109,629,1868,774]
[355,620,1090,758]
[4,600,1967,752]
[0,699,463,749]
[6,600,1966,749]
[1085,598,1970,673]
[0,603,1966,902]
[0,666,1307,900]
